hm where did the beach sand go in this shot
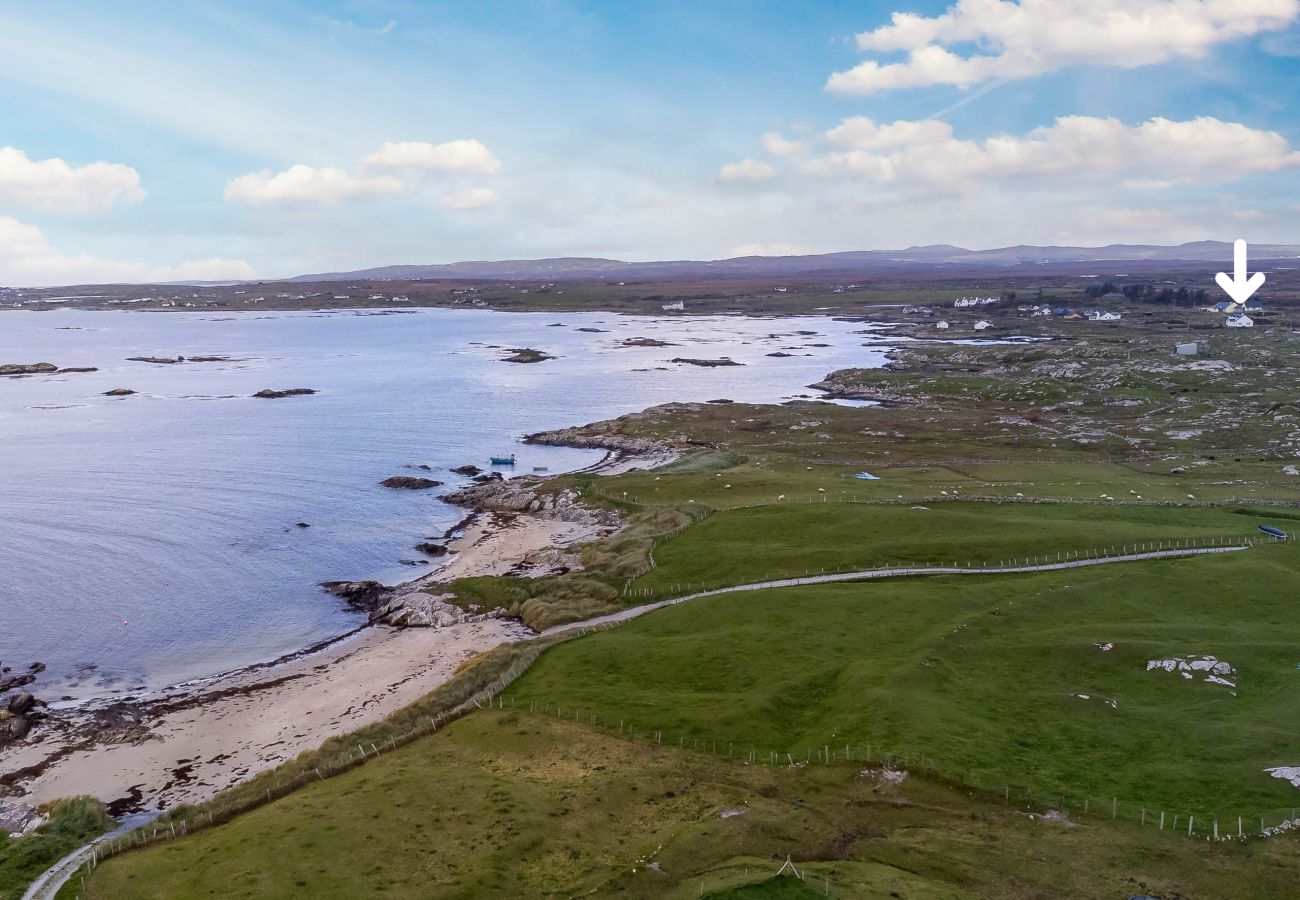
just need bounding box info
[0,496,618,822]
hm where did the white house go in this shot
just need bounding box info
[662,300,685,311]
[935,320,950,330]
[1226,314,1255,328]
[1087,311,1122,321]
[973,320,992,331]
[1175,341,1198,356]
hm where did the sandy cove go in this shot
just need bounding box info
[0,507,612,823]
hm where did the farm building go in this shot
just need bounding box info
[1175,341,1198,356]
[973,320,992,331]
[1226,314,1255,328]
[935,320,950,330]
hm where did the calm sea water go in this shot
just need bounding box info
[0,307,890,700]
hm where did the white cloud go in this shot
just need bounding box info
[360,140,501,175]
[761,132,807,157]
[1083,208,1197,234]
[828,0,1300,94]
[718,158,778,183]
[803,115,1300,190]
[224,164,404,207]
[0,216,256,286]
[728,241,815,257]
[0,146,145,213]
[439,187,499,210]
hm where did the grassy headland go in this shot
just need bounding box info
[66,322,1300,898]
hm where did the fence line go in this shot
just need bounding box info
[614,534,1283,602]
[53,531,1293,893]
[498,701,1300,845]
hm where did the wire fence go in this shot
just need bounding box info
[496,699,1300,845]
[618,533,1288,601]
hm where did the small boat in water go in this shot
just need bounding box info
[1259,524,1288,539]
[532,465,549,472]
[490,454,517,466]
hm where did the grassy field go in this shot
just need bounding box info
[630,501,1268,593]
[508,544,1300,821]
[73,708,1300,899]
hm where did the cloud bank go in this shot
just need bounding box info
[828,0,1300,94]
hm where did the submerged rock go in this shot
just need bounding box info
[414,542,450,556]
[102,388,136,396]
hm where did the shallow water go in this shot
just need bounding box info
[0,308,890,699]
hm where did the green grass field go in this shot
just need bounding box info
[510,544,1300,821]
[631,500,1267,593]
[72,708,1300,899]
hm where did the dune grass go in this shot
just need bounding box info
[0,797,113,900]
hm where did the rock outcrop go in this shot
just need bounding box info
[102,388,136,396]
[370,592,507,628]
[669,357,742,367]
[380,475,443,490]
[0,662,47,748]
[440,480,617,527]
[0,362,58,376]
[252,388,317,399]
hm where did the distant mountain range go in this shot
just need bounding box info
[286,241,1300,282]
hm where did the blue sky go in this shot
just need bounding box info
[1,0,1299,285]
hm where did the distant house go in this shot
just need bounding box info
[392,294,411,302]
[1087,311,1122,321]
[1176,341,1198,356]
[1244,298,1263,311]
[935,320,950,330]
[1101,291,1124,299]
[1226,314,1255,328]
[1063,312,1085,321]
[773,287,788,293]
[662,300,685,311]
[973,320,993,331]
[954,296,999,308]
[1211,300,1237,313]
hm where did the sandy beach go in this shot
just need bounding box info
[0,472,627,828]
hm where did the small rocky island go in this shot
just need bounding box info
[669,357,743,367]
[252,388,317,399]
[1,362,97,376]
[502,348,554,363]
[380,475,443,490]
[102,388,136,396]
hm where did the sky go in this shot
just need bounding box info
[1,0,1300,285]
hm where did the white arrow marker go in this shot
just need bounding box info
[1215,239,1265,304]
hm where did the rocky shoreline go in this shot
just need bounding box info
[0,425,669,833]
